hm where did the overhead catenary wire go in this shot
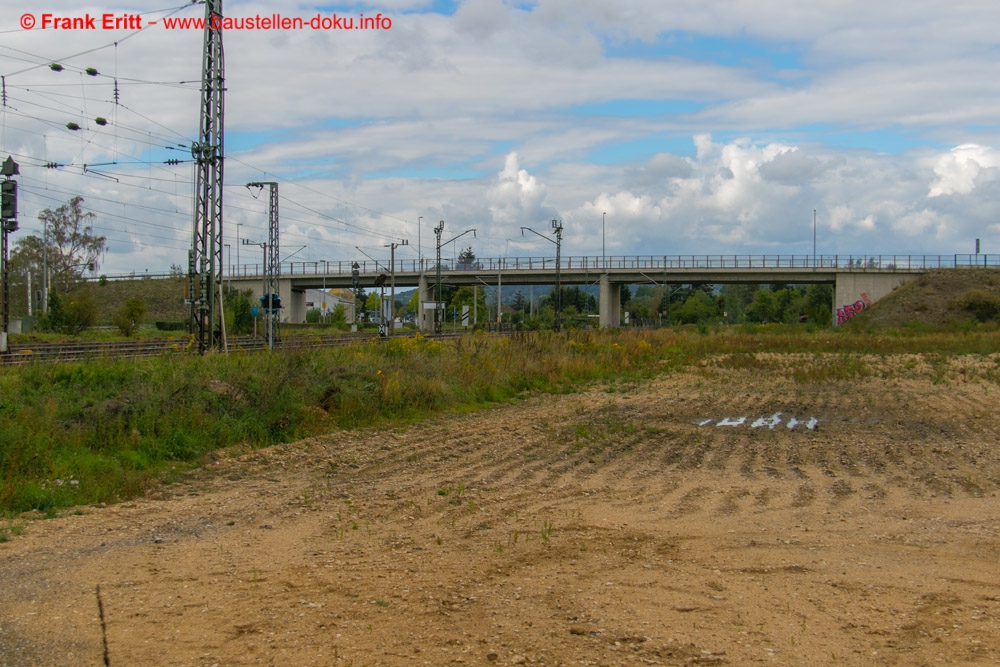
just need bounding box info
[1,27,451,273]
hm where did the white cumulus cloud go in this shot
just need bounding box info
[928,144,1000,197]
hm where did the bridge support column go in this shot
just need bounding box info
[417,273,432,333]
[599,274,620,328]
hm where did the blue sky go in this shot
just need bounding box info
[3,0,1000,273]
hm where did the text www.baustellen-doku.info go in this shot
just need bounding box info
[19,12,393,32]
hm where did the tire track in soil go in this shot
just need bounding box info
[3,361,1000,666]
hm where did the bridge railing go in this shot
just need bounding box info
[89,254,1000,282]
[267,254,999,276]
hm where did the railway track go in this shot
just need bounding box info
[0,330,472,365]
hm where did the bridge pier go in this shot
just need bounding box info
[283,283,306,324]
[599,274,621,328]
[418,273,433,333]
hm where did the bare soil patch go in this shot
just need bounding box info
[2,355,1000,666]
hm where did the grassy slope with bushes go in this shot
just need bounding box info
[89,277,189,324]
[2,326,1000,516]
[845,268,1000,330]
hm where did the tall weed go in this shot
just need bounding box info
[1,327,998,514]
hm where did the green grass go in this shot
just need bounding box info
[1,326,999,516]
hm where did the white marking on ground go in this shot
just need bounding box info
[751,413,783,429]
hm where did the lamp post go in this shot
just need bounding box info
[521,219,564,331]
[813,209,817,268]
[385,238,409,335]
[602,211,606,270]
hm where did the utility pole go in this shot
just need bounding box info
[247,182,279,348]
[521,219,564,330]
[242,239,266,341]
[188,0,225,353]
[386,238,408,335]
[433,221,476,334]
[351,261,361,329]
[1,156,19,351]
[42,216,47,314]
[434,221,443,333]
[497,268,502,324]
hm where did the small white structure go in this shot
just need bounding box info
[304,288,356,323]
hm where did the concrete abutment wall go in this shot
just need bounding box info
[834,272,921,326]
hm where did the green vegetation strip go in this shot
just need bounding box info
[2,327,999,516]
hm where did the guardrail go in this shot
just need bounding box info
[88,254,1000,282]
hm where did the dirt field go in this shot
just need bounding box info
[2,353,999,666]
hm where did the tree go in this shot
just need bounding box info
[407,290,421,317]
[457,246,477,269]
[746,288,778,323]
[448,286,487,324]
[620,284,632,306]
[12,197,107,295]
[511,290,528,314]
[365,292,382,320]
[112,298,147,336]
[41,287,97,334]
[224,289,254,335]
[805,284,833,325]
[330,303,348,329]
[671,291,718,325]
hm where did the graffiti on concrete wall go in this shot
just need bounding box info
[836,292,873,326]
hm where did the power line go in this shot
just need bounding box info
[1,3,199,79]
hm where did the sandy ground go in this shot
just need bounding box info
[2,354,999,666]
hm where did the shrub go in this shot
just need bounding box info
[955,289,1000,322]
[225,289,254,335]
[330,303,348,330]
[112,298,147,336]
[155,320,187,332]
[40,288,97,334]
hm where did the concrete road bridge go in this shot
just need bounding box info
[224,254,998,330]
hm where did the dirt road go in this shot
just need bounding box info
[2,354,999,666]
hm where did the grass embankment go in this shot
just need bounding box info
[2,327,999,518]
